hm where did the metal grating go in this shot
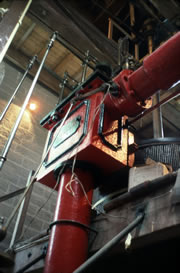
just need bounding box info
[135,143,180,171]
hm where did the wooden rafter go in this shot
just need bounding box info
[6,46,70,95]
[93,0,116,23]
[54,52,71,72]
[15,22,36,50]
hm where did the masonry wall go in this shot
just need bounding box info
[0,61,58,250]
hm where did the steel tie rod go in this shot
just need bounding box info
[0,31,58,171]
[74,211,145,273]
[0,55,37,122]
[127,85,180,127]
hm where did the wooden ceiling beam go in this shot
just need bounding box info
[29,0,118,65]
[15,22,36,50]
[54,52,71,72]
[93,0,116,23]
[6,46,72,95]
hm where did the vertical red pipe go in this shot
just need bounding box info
[44,168,94,273]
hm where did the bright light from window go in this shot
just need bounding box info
[29,103,36,111]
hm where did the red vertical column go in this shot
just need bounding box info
[44,168,94,273]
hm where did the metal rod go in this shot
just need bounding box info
[73,212,145,273]
[81,50,89,83]
[152,91,164,138]
[57,72,68,104]
[2,102,73,235]
[128,87,180,126]
[0,55,37,122]
[117,39,121,66]
[16,251,46,273]
[0,32,57,171]
[104,172,177,212]
[146,22,164,138]
[66,72,79,84]
[0,187,26,203]
[14,229,48,250]
[9,170,34,249]
[0,0,32,63]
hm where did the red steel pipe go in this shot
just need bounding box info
[129,32,180,100]
[106,32,180,118]
[44,168,93,273]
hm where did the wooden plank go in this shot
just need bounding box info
[108,18,113,40]
[129,3,139,60]
[55,53,81,76]
[54,52,71,72]
[19,25,49,56]
[51,45,70,70]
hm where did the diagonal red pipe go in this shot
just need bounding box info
[129,32,180,100]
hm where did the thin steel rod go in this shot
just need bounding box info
[152,91,164,138]
[81,64,88,83]
[0,32,57,171]
[66,73,79,84]
[74,212,145,273]
[128,87,180,126]
[57,72,68,104]
[0,55,37,122]
[2,102,73,234]
[104,172,177,212]
[0,187,26,203]
[9,170,34,249]
[16,252,46,273]
[0,0,32,63]
[81,50,89,83]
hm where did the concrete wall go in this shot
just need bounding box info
[0,61,58,250]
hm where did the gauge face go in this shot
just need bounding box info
[0,62,5,85]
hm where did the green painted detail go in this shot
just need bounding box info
[53,116,81,148]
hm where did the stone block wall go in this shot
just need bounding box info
[0,61,58,250]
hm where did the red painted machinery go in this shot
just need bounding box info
[37,32,180,273]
